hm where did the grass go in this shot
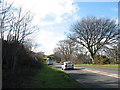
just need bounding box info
[75,64,120,68]
[31,64,86,88]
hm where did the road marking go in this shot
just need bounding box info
[82,69,120,78]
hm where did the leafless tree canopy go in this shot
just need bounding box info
[0,1,38,43]
[1,0,40,74]
[102,45,119,63]
[54,39,76,61]
[54,40,91,63]
[68,16,118,63]
[0,0,13,39]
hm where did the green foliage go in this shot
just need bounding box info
[32,64,85,88]
[44,55,55,59]
[94,55,115,64]
[109,59,116,64]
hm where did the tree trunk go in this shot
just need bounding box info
[91,58,94,64]
[90,53,95,64]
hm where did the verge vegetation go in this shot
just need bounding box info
[1,1,43,88]
[32,64,86,88]
[75,64,119,68]
[2,40,43,88]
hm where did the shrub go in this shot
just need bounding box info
[2,40,43,88]
[94,55,112,64]
[2,40,42,73]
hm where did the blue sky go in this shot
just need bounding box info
[74,2,118,18]
[11,0,118,55]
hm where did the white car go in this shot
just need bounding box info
[62,61,74,70]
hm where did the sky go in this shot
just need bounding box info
[7,0,118,55]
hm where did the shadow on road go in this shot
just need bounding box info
[51,64,119,89]
[64,68,85,71]
[68,73,119,88]
[74,68,85,70]
[55,67,86,71]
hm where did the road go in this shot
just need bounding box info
[52,64,120,89]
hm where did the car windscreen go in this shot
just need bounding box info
[66,62,73,65]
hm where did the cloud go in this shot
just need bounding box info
[34,28,66,55]
[11,0,79,25]
[8,0,80,55]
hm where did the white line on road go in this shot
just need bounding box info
[82,69,120,78]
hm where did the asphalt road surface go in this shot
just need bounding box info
[52,64,120,89]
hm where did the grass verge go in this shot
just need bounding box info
[75,64,119,68]
[31,64,86,88]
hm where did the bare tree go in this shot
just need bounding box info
[7,8,38,43]
[1,0,39,73]
[53,51,62,63]
[69,16,118,64]
[35,51,44,62]
[0,0,13,40]
[71,45,91,64]
[54,39,76,61]
[102,45,119,64]
[0,0,38,42]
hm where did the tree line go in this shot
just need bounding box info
[54,16,119,64]
[1,0,44,88]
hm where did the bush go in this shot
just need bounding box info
[109,59,116,64]
[94,55,113,64]
[2,40,43,88]
[2,40,42,71]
